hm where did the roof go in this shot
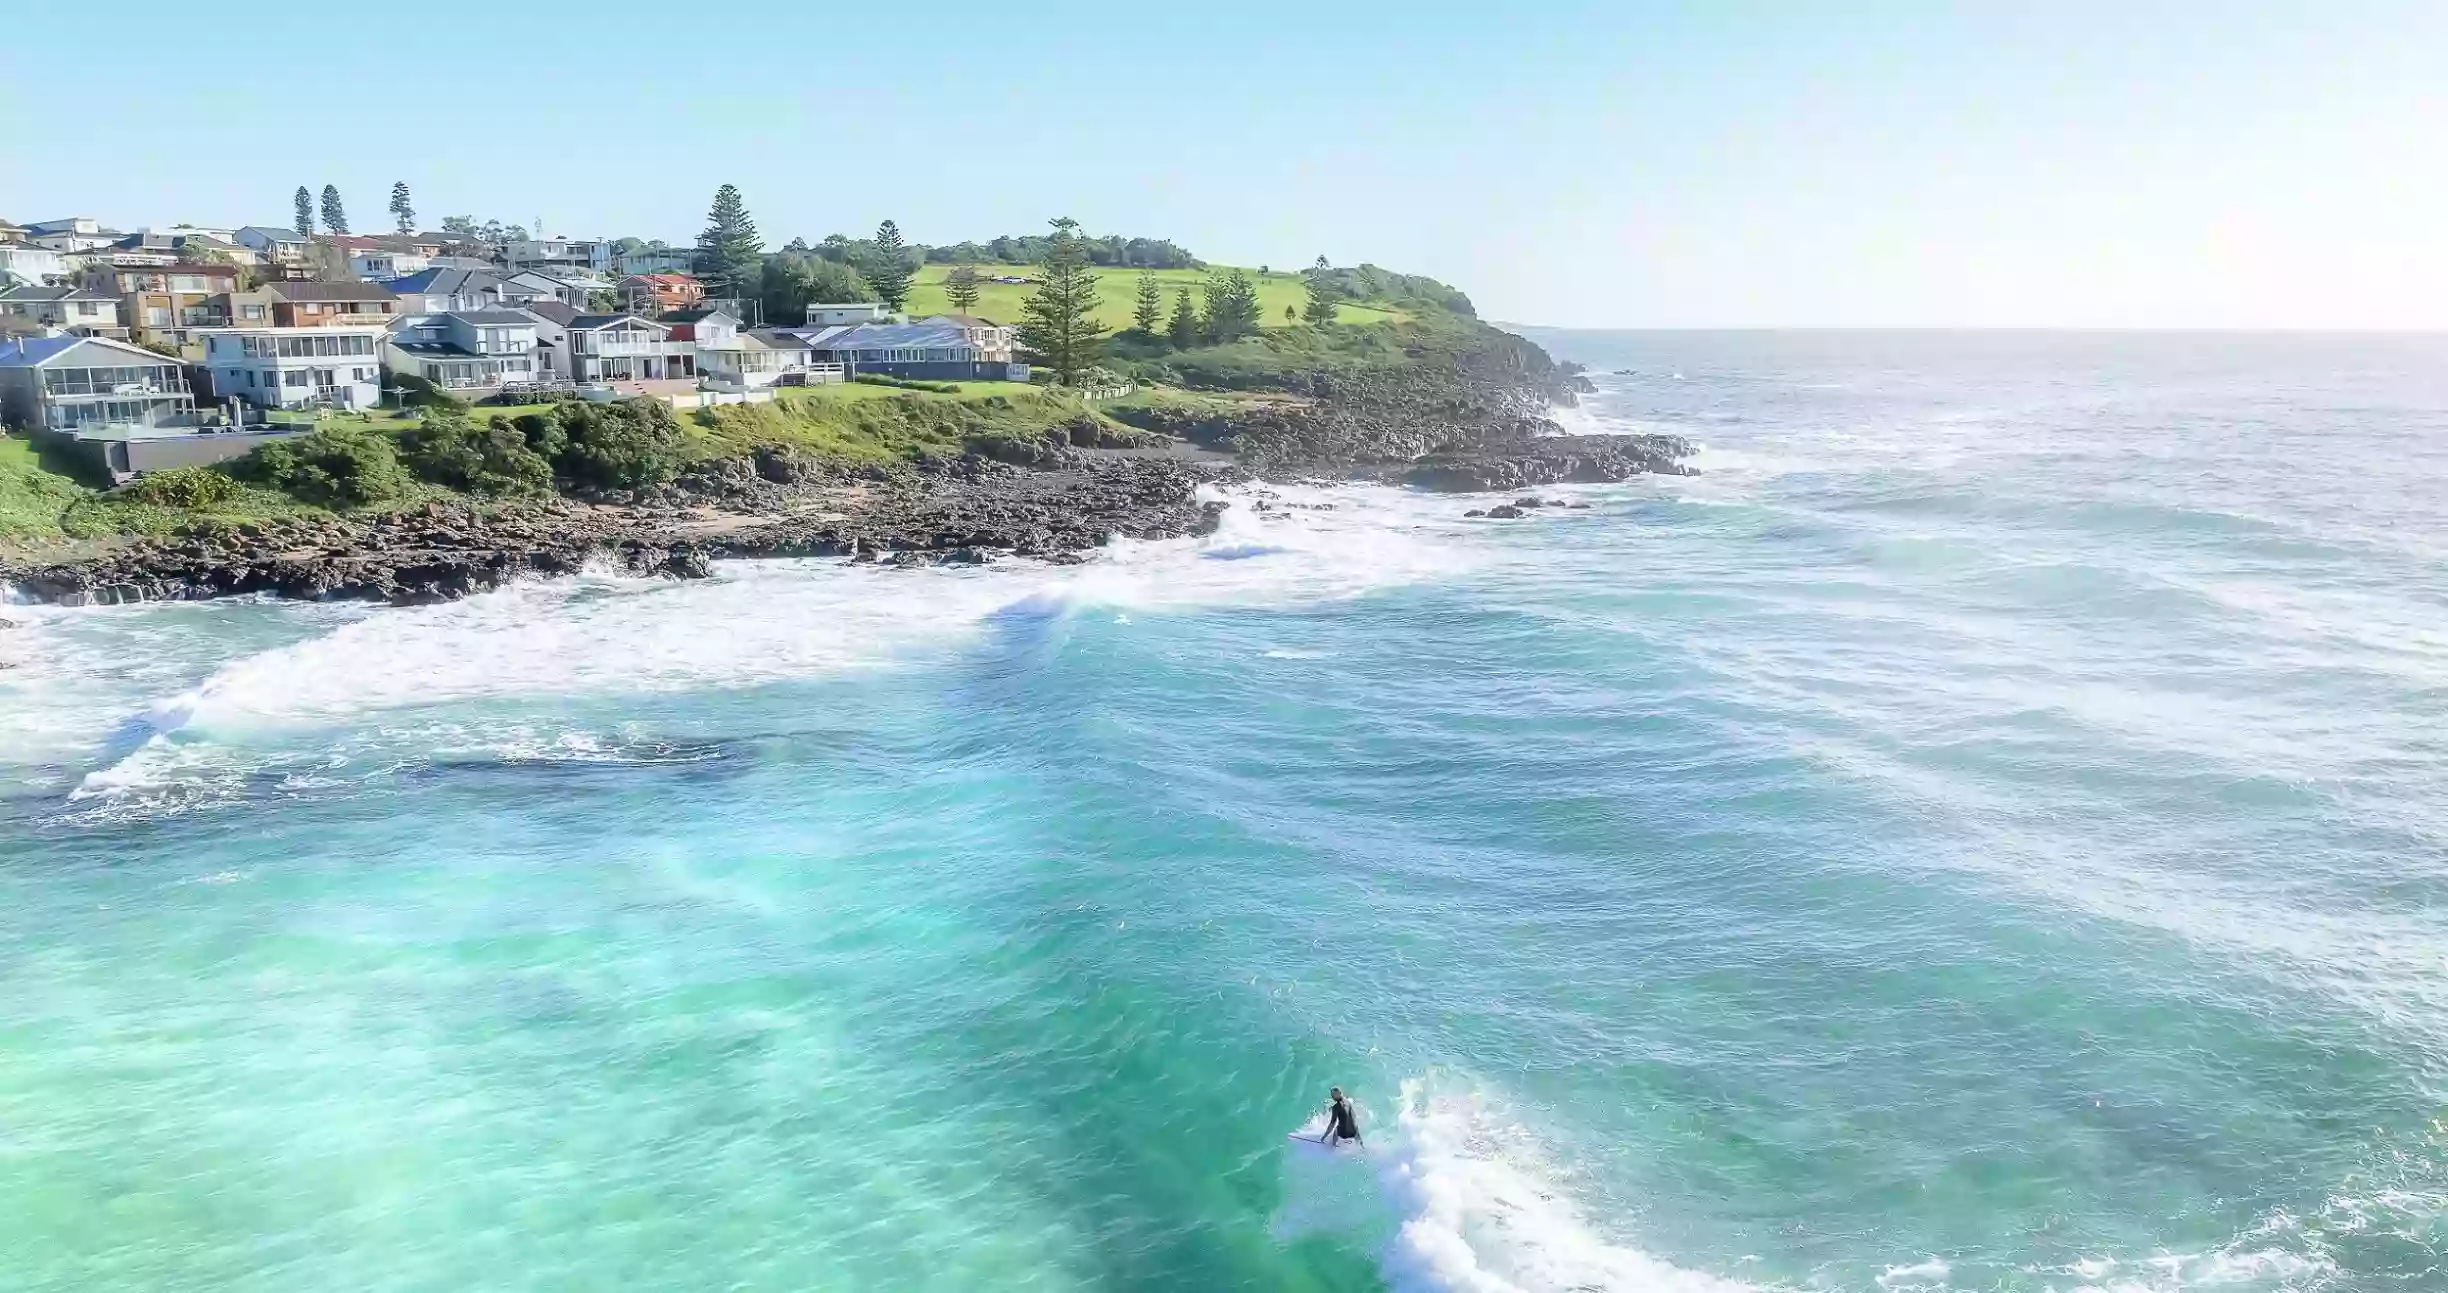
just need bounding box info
[921,313,1001,327]
[569,313,664,331]
[239,226,306,242]
[266,280,397,303]
[444,309,536,326]
[521,299,577,325]
[746,329,812,351]
[810,322,973,351]
[0,334,171,367]
[659,307,737,324]
[0,283,114,302]
[388,340,485,359]
[382,266,502,296]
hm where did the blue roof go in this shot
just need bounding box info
[0,335,85,366]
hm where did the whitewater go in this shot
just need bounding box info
[4,330,2445,1291]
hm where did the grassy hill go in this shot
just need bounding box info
[900,263,1403,332]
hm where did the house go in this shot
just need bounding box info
[93,233,184,267]
[25,217,119,253]
[349,249,429,280]
[614,247,695,276]
[804,302,886,327]
[209,289,276,328]
[0,333,198,438]
[382,310,540,392]
[507,238,612,275]
[0,284,131,338]
[492,270,604,310]
[0,243,72,287]
[516,300,576,376]
[88,263,242,350]
[200,324,387,411]
[260,280,399,328]
[620,273,703,316]
[566,313,695,382]
[235,226,310,262]
[699,329,838,389]
[380,266,507,314]
[0,220,26,242]
[659,307,738,346]
[796,320,1028,381]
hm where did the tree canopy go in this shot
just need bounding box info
[319,185,349,235]
[1014,217,1105,386]
[862,219,915,312]
[693,184,763,299]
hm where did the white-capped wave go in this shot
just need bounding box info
[1369,1078,1759,1293]
[52,483,1480,805]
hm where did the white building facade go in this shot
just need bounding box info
[201,325,387,411]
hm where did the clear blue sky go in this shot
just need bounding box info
[5,2,2442,327]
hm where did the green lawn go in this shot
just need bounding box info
[902,264,1401,332]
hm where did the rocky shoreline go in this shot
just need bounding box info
[1,414,1692,609]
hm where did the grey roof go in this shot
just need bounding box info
[810,322,973,351]
[659,307,733,324]
[521,299,577,325]
[238,225,306,242]
[267,280,397,303]
[445,309,536,326]
[389,340,485,359]
[0,283,114,302]
[921,313,1001,327]
[383,266,503,296]
[746,329,812,350]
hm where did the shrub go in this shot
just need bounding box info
[399,413,553,497]
[235,425,412,507]
[514,398,683,492]
[386,370,468,412]
[119,464,239,509]
[851,373,961,394]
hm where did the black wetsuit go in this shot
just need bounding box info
[1328,1097,1361,1143]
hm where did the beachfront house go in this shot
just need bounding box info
[516,300,575,377]
[698,329,837,389]
[88,262,241,350]
[566,313,695,382]
[382,310,541,392]
[0,242,70,286]
[0,333,198,435]
[200,324,387,411]
[796,319,1027,382]
[0,284,128,338]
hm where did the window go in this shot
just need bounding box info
[284,370,307,387]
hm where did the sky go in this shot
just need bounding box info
[4,1,2444,328]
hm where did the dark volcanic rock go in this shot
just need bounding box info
[1485,504,1526,519]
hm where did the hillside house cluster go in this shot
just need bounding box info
[1,212,1032,476]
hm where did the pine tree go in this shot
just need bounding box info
[1131,274,1163,335]
[319,185,349,235]
[693,184,764,298]
[863,219,916,312]
[1166,287,1200,350]
[1015,216,1104,386]
[1301,255,1343,326]
[944,264,982,313]
[388,182,416,234]
[1201,268,1262,343]
[292,187,313,236]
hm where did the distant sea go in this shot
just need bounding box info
[5,331,2446,1291]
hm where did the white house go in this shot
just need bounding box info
[0,243,69,285]
[700,330,836,389]
[349,249,431,280]
[381,267,507,314]
[0,284,127,337]
[235,226,310,262]
[383,310,540,392]
[0,333,198,435]
[200,325,387,411]
[25,217,118,253]
[804,302,886,326]
[565,313,695,382]
[516,301,575,376]
[507,238,612,275]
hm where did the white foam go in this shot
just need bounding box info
[1372,1078,1759,1293]
[50,483,1479,802]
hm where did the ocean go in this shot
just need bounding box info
[3,330,2445,1291]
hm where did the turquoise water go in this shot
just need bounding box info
[5,331,2446,1291]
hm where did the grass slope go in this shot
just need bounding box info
[902,264,1401,332]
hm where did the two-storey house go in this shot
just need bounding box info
[619,273,703,317]
[0,333,198,435]
[566,313,695,382]
[200,324,387,411]
[88,262,242,350]
[235,226,311,263]
[383,310,541,391]
[263,281,400,328]
[0,284,127,337]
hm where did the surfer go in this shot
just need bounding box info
[1323,1087,1363,1147]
